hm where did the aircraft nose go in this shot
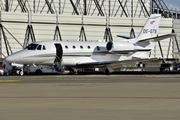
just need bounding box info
[4,54,19,63]
[4,56,13,63]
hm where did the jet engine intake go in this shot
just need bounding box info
[106,41,113,51]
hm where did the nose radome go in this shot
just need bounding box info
[4,54,18,63]
[4,56,12,63]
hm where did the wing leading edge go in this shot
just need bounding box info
[76,58,159,69]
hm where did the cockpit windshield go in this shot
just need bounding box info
[25,44,38,50]
[24,43,46,50]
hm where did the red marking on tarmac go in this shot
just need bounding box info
[0,96,180,99]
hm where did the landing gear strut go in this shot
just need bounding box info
[105,68,110,75]
[68,67,75,75]
[104,65,113,75]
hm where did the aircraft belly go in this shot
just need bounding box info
[63,56,94,66]
[92,53,132,62]
[35,57,55,65]
[18,57,54,65]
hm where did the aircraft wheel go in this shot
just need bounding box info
[68,68,75,75]
[35,70,42,75]
[5,71,9,76]
[19,70,24,76]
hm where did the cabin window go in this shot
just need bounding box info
[80,46,83,49]
[73,46,76,49]
[97,46,100,51]
[37,45,42,50]
[65,45,68,49]
[43,45,46,50]
[87,46,91,49]
[25,44,38,50]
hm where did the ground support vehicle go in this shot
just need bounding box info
[2,61,24,75]
[24,65,59,75]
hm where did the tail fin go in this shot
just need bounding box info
[135,14,161,42]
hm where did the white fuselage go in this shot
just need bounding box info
[4,40,145,68]
[4,14,169,72]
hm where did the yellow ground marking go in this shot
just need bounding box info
[0,80,21,83]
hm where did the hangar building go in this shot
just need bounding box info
[0,0,180,63]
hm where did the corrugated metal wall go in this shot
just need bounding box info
[0,11,173,58]
[2,0,150,17]
[173,19,180,59]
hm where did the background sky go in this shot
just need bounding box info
[163,0,180,10]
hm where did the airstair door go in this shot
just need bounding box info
[54,44,63,62]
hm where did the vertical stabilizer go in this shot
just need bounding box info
[135,14,161,42]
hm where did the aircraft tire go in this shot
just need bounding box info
[35,70,43,75]
[19,70,24,76]
[68,68,75,75]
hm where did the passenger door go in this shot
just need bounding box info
[54,44,63,62]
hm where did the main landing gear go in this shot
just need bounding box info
[104,65,113,75]
[68,67,75,75]
[104,68,111,75]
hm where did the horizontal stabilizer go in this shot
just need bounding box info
[135,33,176,44]
[117,35,133,39]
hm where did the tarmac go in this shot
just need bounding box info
[0,74,180,120]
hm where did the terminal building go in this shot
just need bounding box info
[0,0,180,72]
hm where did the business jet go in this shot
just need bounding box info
[4,14,175,74]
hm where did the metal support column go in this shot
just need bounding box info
[157,35,165,63]
[139,0,150,17]
[78,26,87,41]
[104,28,113,42]
[23,25,36,48]
[84,0,87,15]
[45,0,54,14]
[130,0,135,38]
[0,24,13,56]
[17,0,28,12]
[93,0,104,16]
[160,0,174,18]
[5,0,9,11]
[158,41,164,58]
[130,28,136,38]
[117,0,128,17]
[172,29,180,55]
[54,26,62,41]
[70,0,79,15]
[152,0,167,18]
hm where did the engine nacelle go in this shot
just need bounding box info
[106,41,134,53]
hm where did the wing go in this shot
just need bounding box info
[76,58,159,69]
[117,35,133,39]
